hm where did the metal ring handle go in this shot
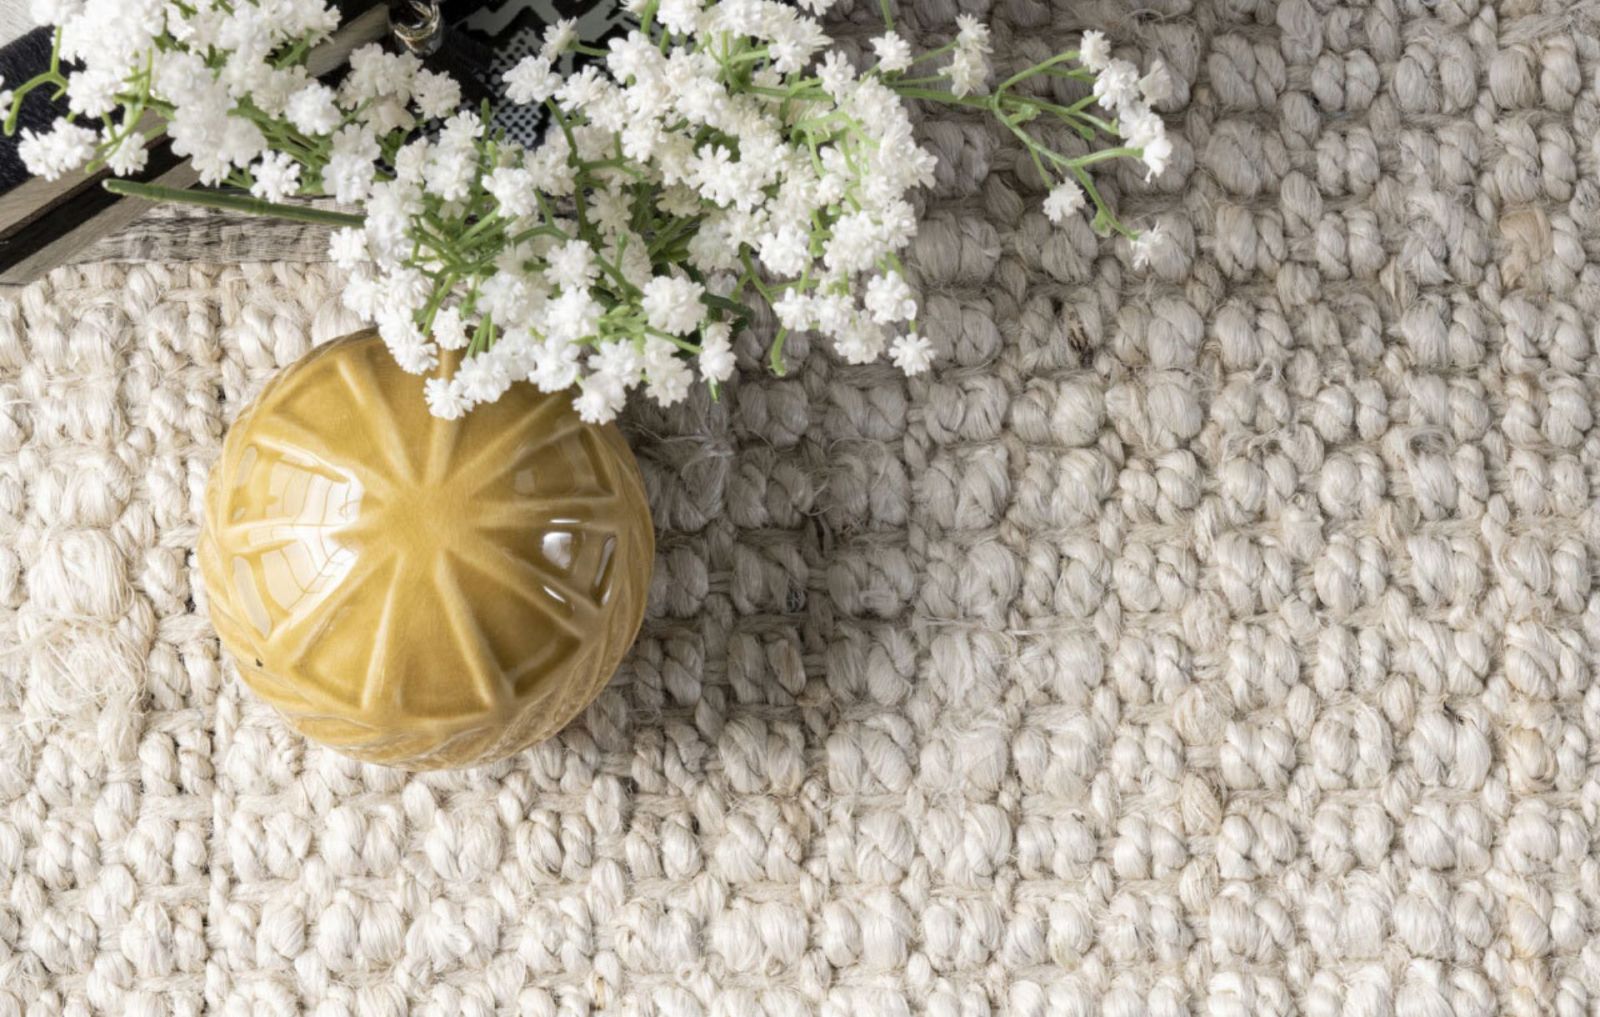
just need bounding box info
[389,0,442,56]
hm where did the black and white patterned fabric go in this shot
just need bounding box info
[453,0,628,145]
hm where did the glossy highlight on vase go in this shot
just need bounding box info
[198,330,654,769]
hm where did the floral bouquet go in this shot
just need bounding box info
[9,0,1170,424]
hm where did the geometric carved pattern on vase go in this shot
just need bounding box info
[199,330,654,769]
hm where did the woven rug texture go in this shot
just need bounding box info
[5,0,1600,1014]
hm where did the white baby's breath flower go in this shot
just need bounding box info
[382,322,438,374]
[1079,30,1111,72]
[656,0,702,36]
[646,356,692,406]
[817,50,855,99]
[284,83,340,135]
[18,119,96,180]
[425,377,470,419]
[573,374,625,424]
[151,51,214,108]
[766,12,828,73]
[1140,60,1173,104]
[219,117,268,173]
[248,151,301,203]
[590,185,634,236]
[698,322,736,383]
[620,119,662,161]
[1093,59,1142,114]
[1119,101,1172,181]
[946,48,988,98]
[456,351,513,404]
[606,30,661,83]
[1130,224,1166,270]
[822,211,888,277]
[285,0,340,41]
[411,69,462,120]
[1140,134,1172,180]
[104,129,149,176]
[424,136,476,202]
[343,44,419,106]
[479,271,535,325]
[325,124,378,203]
[540,18,578,59]
[66,65,120,118]
[864,272,917,324]
[546,239,600,292]
[772,289,813,331]
[556,65,608,114]
[382,267,432,313]
[328,228,369,271]
[955,14,991,54]
[365,181,422,262]
[641,276,706,335]
[757,225,810,277]
[1043,181,1085,223]
[389,138,428,186]
[833,313,887,365]
[546,289,603,344]
[341,271,382,320]
[591,340,643,392]
[1120,107,1164,150]
[431,306,471,350]
[871,32,913,73]
[811,293,854,335]
[642,337,692,406]
[484,165,537,219]
[890,332,933,374]
[505,55,560,105]
[531,339,582,393]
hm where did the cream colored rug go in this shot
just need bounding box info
[6,1,1599,1013]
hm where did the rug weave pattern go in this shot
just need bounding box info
[5,1,1600,1013]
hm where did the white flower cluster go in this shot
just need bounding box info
[21,0,341,182]
[1037,32,1173,231]
[14,0,1167,425]
[337,1,963,423]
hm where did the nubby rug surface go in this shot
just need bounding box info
[4,1,1598,1014]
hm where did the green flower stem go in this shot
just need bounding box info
[768,327,790,374]
[467,313,494,356]
[505,223,569,247]
[1064,145,1141,167]
[1024,143,1052,190]
[906,41,957,66]
[1069,163,1137,239]
[702,293,753,320]
[596,256,639,297]
[890,86,998,110]
[4,27,69,134]
[102,179,366,227]
[458,212,504,246]
[645,327,701,354]
[545,101,592,232]
[995,52,1082,95]
[419,271,459,331]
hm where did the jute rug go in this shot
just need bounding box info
[6,0,1599,1013]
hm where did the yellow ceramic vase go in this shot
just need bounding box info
[198,331,654,769]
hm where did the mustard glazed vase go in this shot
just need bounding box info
[198,330,654,769]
